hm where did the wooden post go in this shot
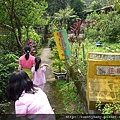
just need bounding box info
[65,58,69,82]
[82,43,85,60]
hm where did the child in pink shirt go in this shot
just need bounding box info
[31,57,48,90]
[18,46,35,79]
[5,70,55,120]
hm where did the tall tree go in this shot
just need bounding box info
[53,7,77,29]
[0,0,48,48]
[70,0,86,19]
[46,0,71,16]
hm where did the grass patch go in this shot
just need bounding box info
[55,80,83,114]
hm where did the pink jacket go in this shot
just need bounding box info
[19,54,35,69]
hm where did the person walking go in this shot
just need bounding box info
[26,39,35,56]
[18,46,35,79]
[5,70,55,120]
[31,57,48,90]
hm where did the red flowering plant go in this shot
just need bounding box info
[70,20,84,42]
[70,20,81,37]
[68,20,85,64]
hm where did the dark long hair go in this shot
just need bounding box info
[24,46,31,60]
[5,70,37,101]
[35,57,41,71]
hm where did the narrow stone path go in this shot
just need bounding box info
[40,46,66,114]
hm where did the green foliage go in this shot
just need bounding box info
[86,28,98,40]
[22,29,42,56]
[46,0,86,20]
[0,53,18,103]
[85,11,120,43]
[86,0,115,11]
[46,0,69,15]
[52,7,77,30]
[48,37,56,50]
[114,0,120,12]
[51,49,65,73]
[51,48,59,59]
[0,33,21,55]
[0,102,10,114]
[22,26,42,49]
[56,80,82,113]
[0,0,49,47]
[70,0,86,19]
[4,54,18,64]
[90,1,102,10]
[47,0,85,35]
[52,59,65,73]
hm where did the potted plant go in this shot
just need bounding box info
[51,48,67,80]
[52,59,67,80]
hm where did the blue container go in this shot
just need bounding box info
[96,41,102,47]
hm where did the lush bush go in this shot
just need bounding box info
[51,49,66,73]
[51,48,59,59]
[0,33,21,55]
[85,11,120,43]
[0,53,18,103]
[22,27,43,54]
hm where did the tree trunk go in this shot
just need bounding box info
[43,25,49,43]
